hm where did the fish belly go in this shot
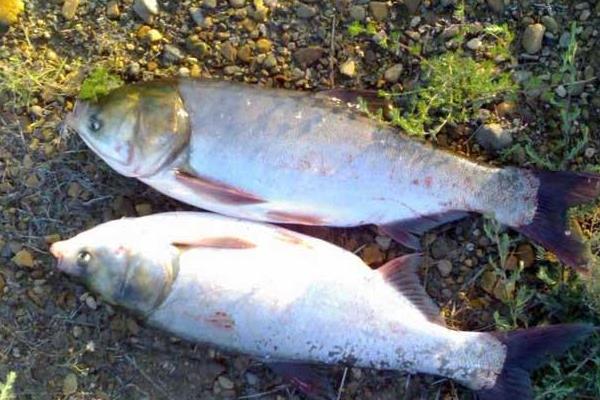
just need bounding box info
[147,80,507,227]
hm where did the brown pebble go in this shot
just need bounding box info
[361,244,385,265]
[12,249,34,268]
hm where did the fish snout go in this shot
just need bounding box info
[50,241,69,272]
[65,100,90,130]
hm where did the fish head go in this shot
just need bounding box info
[67,82,190,178]
[50,218,179,315]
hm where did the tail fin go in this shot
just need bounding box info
[476,323,595,400]
[515,171,600,272]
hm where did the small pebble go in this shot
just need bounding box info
[256,38,272,53]
[522,24,545,54]
[296,3,317,18]
[339,60,357,78]
[349,5,366,21]
[466,37,483,51]
[85,295,98,310]
[369,1,388,21]
[384,64,403,83]
[437,260,453,277]
[63,373,78,396]
[62,0,80,20]
[12,249,34,268]
[218,375,235,390]
[189,7,204,26]
[133,0,159,22]
[475,123,513,152]
[106,1,120,19]
[229,0,246,8]
[203,0,217,8]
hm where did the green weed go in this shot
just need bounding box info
[79,67,124,102]
[384,52,516,137]
[0,371,16,400]
[515,23,589,170]
[347,20,377,38]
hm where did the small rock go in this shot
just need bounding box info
[404,0,421,14]
[555,85,567,98]
[85,295,98,310]
[369,1,388,21]
[30,105,44,118]
[143,28,162,43]
[339,59,357,78]
[0,0,24,26]
[495,101,516,117]
[262,53,277,68]
[475,123,513,152]
[431,237,452,259]
[584,147,596,158]
[383,63,403,83]
[362,244,385,265]
[294,47,324,66]
[296,2,316,18]
[133,0,159,22]
[12,249,34,268]
[203,0,218,8]
[44,233,61,244]
[580,9,591,21]
[135,203,152,216]
[0,274,5,297]
[256,38,272,53]
[72,325,83,338]
[221,42,238,62]
[106,1,120,19]
[229,0,246,8]
[466,37,483,51]
[218,375,235,390]
[515,243,535,269]
[62,0,80,20]
[437,260,453,277]
[186,35,210,59]
[541,16,558,33]
[237,44,253,62]
[128,62,141,77]
[522,24,545,55]
[161,45,185,65]
[486,0,504,13]
[349,5,366,21]
[480,269,497,294]
[189,7,204,25]
[63,373,78,396]
[375,235,392,251]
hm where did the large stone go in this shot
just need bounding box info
[486,0,504,13]
[0,0,24,26]
[133,0,159,22]
[294,47,325,66]
[475,123,513,152]
[383,63,403,83]
[522,23,545,54]
[369,1,388,21]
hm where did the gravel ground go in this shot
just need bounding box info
[1,1,599,399]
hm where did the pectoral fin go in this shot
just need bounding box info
[173,237,256,251]
[318,89,392,114]
[174,168,267,206]
[266,362,336,400]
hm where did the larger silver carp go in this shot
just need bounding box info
[65,80,600,272]
[50,212,594,400]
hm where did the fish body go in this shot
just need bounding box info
[50,212,594,399]
[66,80,600,270]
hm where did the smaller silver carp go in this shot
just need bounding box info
[50,212,594,400]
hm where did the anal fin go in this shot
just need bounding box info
[380,210,469,250]
[378,254,446,326]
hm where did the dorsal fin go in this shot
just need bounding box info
[378,254,446,326]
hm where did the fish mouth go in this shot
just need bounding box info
[50,242,67,272]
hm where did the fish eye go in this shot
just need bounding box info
[89,115,103,132]
[77,250,92,268]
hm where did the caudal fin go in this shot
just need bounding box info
[515,171,600,272]
[476,323,595,400]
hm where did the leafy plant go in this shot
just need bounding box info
[79,67,124,102]
[385,52,516,137]
[0,371,16,400]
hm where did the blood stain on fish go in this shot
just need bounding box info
[424,176,433,189]
[206,311,235,330]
